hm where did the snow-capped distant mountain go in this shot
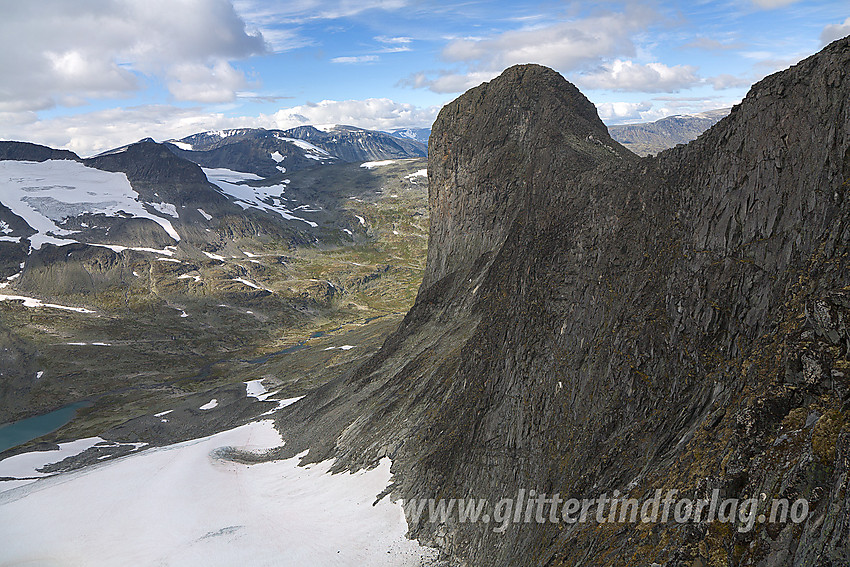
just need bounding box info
[383,127,431,145]
[163,126,426,178]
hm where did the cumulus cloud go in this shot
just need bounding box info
[271,98,439,131]
[441,8,654,71]
[597,97,736,125]
[0,0,265,112]
[821,18,850,45]
[0,99,439,157]
[403,7,658,94]
[596,101,654,122]
[577,60,700,93]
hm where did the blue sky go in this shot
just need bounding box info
[0,0,847,156]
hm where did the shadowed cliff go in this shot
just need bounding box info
[277,37,850,566]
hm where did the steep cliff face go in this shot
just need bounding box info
[278,38,850,566]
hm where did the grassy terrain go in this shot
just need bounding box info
[0,158,428,450]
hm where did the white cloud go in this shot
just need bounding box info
[598,98,736,126]
[709,74,752,90]
[167,61,251,103]
[399,70,501,94]
[596,101,654,122]
[0,0,265,111]
[821,17,850,45]
[233,0,409,25]
[0,99,439,157]
[403,7,657,94]
[271,98,439,131]
[577,60,700,93]
[750,0,800,8]
[442,9,654,71]
[331,55,380,64]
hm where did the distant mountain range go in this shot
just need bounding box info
[607,108,730,156]
[164,125,427,178]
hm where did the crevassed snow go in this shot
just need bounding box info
[203,168,318,228]
[360,160,395,169]
[197,208,213,221]
[0,160,180,248]
[0,294,94,313]
[199,399,218,410]
[0,420,438,566]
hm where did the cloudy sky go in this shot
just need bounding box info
[0,0,847,156]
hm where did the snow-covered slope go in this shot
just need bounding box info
[0,419,438,566]
[0,159,179,249]
[203,168,318,227]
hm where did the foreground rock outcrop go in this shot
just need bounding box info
[279,38,850,566]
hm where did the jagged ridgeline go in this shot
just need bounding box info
[277,37,850,565]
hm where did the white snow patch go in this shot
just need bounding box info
[156,257,182,263]
[0,437,107,487]
[323,345,356,351]
[197,208,213,221]
[0,160,180,248]
[147,202,179,218]
[178,274,202,282]
[0,294,93,313]
[269,151,285,163]
[405,169,427,179]
[203,251,225,261]
[342,228,353,236]
[36,371,44,379]
[92,244,174,255]
[355,215,366,226]
[154,410,173,418]
[0,420,438,565]
[0,220,11,234]
[233,277,266,291]
[360,160,395,169]
[244,379,269,400]
[199,399,218,410]
[203,168,318,227]
[169,141,193,151]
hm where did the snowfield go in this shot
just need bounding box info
[0,160,180,248]
[0,420,438,566]
[203,168,318,227]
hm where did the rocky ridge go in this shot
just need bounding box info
[276,38,850,566]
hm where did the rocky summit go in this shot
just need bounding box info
[277,37,850,565]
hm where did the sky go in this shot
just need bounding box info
[0,0,847,156]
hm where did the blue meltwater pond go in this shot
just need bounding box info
[0,401,91,454]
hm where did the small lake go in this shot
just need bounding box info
[0,401,91,454]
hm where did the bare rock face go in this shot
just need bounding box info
[279,38,850,566]
[424,63,632,288]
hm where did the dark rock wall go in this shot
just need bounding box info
[278,39,850,566]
